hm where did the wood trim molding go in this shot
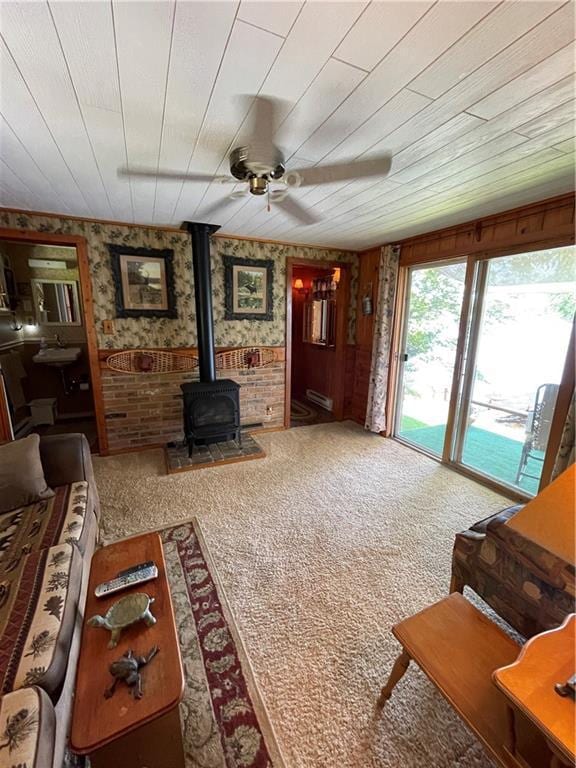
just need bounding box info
[333,265,351,421]
[384,265,408,438]
[284,261,294,429]
[397,194,575,266]
[441,257,477,460]
[540,318,575,491]
[213,233,356,254]
[0,207,356,253]
[0,227,109,454]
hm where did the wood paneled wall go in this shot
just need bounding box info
[399,193,575,265]
[350,247,380,424]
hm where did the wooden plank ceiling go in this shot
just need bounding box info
[0,0,574,249]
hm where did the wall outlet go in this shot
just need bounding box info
[103,319,115,335]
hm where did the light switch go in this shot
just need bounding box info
[103,319,115,335]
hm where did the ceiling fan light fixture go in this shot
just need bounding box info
[284,170,302,188]
[249,176,268,195]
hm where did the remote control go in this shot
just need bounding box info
[95,562,158,598]
[117,561,155,578]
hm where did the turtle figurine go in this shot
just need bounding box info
[88,592,156,648]
[104,646,159,700]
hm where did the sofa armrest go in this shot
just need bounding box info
[39,433,95,489]
[469,504,524,535]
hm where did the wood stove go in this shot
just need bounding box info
[180,221,242,456]
[181,379,241,455]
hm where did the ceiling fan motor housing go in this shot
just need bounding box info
[229,146,285,195]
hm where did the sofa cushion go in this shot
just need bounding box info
[0,482,93,575]
[0,686,55,767]
[0,542,82,698]
[0,434,54,515]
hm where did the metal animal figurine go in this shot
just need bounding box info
[104,646,159,700]
[88,592,156,648]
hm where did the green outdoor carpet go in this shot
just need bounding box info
[398,422,542,495]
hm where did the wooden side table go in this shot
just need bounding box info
[377,593,553,767]
[493,614,575,768]
[71,533,185,768]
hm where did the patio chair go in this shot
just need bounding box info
[515,383,559,485]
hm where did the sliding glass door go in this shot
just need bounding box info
[394,245,575,496]
[395,260,467,457]
[453,247,575,495]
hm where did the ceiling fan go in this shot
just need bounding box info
[119,96,392,225]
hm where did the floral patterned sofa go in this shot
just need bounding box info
[0,434,98,768]
[450,503,575,639]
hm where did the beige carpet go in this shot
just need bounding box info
[94,421,512,768]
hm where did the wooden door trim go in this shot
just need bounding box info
[540,317,575,490]
[284,257,351,428]
[385,264,408,437]
[333,264,350,421]
[0,228,108,454]
[451,259,489,465]
[284,260,294,429]
[442,257,476,462]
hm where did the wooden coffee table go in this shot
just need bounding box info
[377,593,556,767]
[71,533,185,768]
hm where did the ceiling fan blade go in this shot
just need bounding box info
[290,155,392,187]
[243,95,282,148]
[118,166,233,184]
[276,195,321,226]
[238,95,286,173]
[199,191,248,220]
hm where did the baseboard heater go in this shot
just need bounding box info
[306,389,333,412]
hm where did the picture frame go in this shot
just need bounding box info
[223,255,274,321]
[108,245,177,319]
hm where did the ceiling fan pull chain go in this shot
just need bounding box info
[267,185,271,213]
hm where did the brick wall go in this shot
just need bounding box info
[101,362,285,453]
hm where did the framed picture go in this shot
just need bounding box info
[223,255,274,321]
[108,245,177,318]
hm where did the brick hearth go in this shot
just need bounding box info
[101,362,284,452]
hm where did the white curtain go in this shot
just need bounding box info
[365,245,400,433]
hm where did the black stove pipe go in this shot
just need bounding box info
[180,221,220,383]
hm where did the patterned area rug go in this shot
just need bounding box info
[160,519,284,768]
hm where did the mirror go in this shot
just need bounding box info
[32,279,81,325]
[303,299,336,346]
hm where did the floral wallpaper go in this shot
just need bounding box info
[0,211,358,349]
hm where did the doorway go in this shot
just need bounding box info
[0,230,106,452]
[394,245,575,497]
[285,258,350,429]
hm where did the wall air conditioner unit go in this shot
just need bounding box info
[306,389,333,412]
[28,258,67,270]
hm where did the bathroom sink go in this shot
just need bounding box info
[33,347,81,366]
